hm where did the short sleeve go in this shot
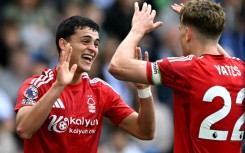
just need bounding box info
[104,86,134,126]
[15,79,46,112]
[147,56,196,89]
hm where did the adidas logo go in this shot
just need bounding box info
[53,98,65,109]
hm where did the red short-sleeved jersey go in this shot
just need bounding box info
[15,68,134,153]
[147,54,245,153]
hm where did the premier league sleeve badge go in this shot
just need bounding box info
[24,85,38,99]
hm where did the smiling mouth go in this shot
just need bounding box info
[82,55,93,62]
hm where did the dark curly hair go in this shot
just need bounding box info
[55,16,99,54]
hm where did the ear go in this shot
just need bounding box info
[59,38,67,50]
[185,27,192,42]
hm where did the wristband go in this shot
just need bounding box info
[137,87,152,98]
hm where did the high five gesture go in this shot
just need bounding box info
[56,43,77,87]
[132,2,162,35]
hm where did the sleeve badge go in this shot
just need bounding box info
[24,85,38,99]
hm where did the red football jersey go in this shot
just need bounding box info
[147,54,245,153]
[15,68,134,153]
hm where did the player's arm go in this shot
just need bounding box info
[16,43,77,139]
[108,2,162,84]
[118,47,155,140]
[16,83,66,139]
[118,95,154,140]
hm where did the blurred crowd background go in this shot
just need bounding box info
[0,0,244,153]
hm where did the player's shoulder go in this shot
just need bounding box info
[213,55,245,66]
[228,56,245,64]
[89,77,113,89]
[81,72,109,86]
[85,74,119,94]
[166,54,196,63]
[22,68,55,87]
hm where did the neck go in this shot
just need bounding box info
[191,38,220,57]
[71,72,82,84]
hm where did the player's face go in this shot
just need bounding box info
[69,27,100,73]
[179,23,191,56]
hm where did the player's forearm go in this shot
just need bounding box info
[16,82,65,139]
[118,95,155,140]
[108,29,144,78]
[137,96,155,140]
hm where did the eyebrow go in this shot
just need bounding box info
[80,35,100,42]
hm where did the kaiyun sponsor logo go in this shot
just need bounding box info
[48,115,99,133]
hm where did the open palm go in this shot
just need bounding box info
[56,43,77,86]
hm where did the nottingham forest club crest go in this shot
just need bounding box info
[87,95,96,113]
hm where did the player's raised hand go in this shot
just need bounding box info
[171,3,184,14]
[56,43,77,86]
[133,47,150,89]
[132,2,163,35]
